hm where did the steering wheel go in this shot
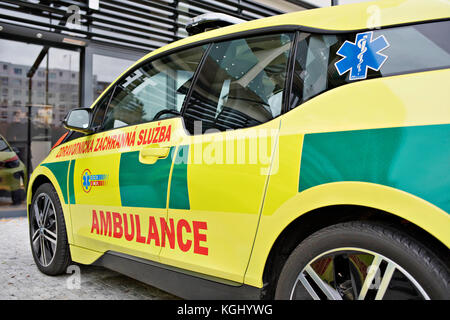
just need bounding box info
[152,109,181,121]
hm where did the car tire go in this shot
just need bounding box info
[275,221,449,300]
[29,183,71,275]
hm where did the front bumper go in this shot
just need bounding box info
[0,167,25,192]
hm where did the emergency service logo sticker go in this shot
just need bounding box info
[82,169,108,193]
[335,31,390,80]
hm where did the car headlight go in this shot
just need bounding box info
[1,155,21,169]
[5,159,20,168]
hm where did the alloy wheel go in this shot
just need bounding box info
[30,193,58,267]
[290,247,430,300]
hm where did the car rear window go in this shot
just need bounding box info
[290,20,450,109]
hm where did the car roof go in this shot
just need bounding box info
[91,0,449,107]
[135,0,448,64]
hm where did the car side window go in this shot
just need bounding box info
[100,46,206,131]
[289,20,450,109]
[289,33,342,108]
[183,33,294,134]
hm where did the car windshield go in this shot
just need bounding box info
[0,137,11,152]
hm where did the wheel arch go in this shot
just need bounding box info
[248,181,450,298]
[30,174,52,198]
[259,204,450,299]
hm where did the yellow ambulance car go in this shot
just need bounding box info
[27,0,450,300]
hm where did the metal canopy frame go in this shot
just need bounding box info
[0,0,284,52]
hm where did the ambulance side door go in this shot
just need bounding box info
[160,32,295,283]
[70,45,208,262]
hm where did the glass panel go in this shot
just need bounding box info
[30,48,80,170]
[93,54,135,102]
[183,33,293,134]
[101,46,206,131]
[0,40,42,207]
[0,39,80,206]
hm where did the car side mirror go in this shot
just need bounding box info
[63,108,93,134]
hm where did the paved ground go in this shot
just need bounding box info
[0,197,27,219]
[0,217,179,300]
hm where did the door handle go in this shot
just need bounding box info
[139,145,170,164]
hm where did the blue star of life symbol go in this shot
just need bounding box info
[82,171,91,191]
[335,31,390,81]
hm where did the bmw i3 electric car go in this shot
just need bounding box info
[27,0,450,300]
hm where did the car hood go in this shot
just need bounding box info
[0,151,18,162]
